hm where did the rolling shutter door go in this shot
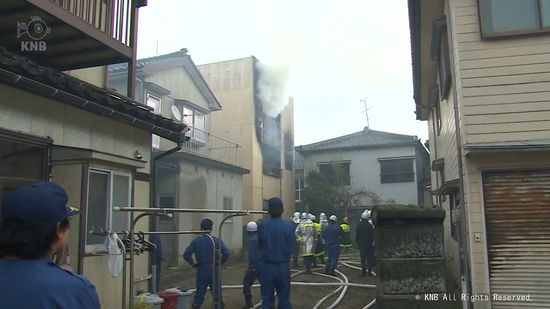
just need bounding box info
[483,171,550,308]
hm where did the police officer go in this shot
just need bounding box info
[0,181,100,309]
[242,221,260,308]
[258,197,294,309]
[295,212,316,273]
[184,218,230,309]
[323,215,342,276]
[339,216,352,252]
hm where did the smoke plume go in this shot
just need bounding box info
[255,62,290,118]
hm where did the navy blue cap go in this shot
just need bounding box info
[200,218,213,231]
[268,197,283,211]
[1,181,79,228]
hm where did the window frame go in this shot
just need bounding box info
[146,93,162,149]
[378,157,415,184]
[181,104,209,144]
[317,161,351,186]
[478,0,550,39]
[431,17,451,101]
[85,168,132,253]
[295,177,304,202]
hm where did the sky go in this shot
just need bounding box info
[137,0,428,146]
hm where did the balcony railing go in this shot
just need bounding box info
[50,0,134,47]
[182,127,243,168]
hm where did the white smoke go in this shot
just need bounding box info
[255,62,290,118]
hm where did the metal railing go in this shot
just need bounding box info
[182,127,243,167]
[50,0,134,47]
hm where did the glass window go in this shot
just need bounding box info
[295,178,303,202]
[479,0,548,37]
[318,162,351,185]
[147,94,162,149]
[182,105,209,143]
[379,158,415,183]
[86,170,132,250]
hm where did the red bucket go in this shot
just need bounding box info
[157,291,178,309]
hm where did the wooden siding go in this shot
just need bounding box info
[146,67,211,111]
[451,0,550,145]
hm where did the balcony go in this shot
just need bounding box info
[181,127,244,169]
[0,0,144,70]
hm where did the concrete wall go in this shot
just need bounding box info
[302,146,420,205]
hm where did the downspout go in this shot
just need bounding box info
[446,12,473,309]
[149,142,182,292]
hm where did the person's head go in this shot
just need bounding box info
[342,217,349,224]
[246,221,257,234]
[0,182,78,259]
[267,197,284,217]
[300,212,307,220]
[329,215,337,224]
[361,210,371,221]
[200,218,213,232]
[309,214,316,222]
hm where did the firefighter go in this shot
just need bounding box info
[295,212,316,273]
[311,215,325,266]
[339,217,352,252]
[322,215,342,276]
[183,218,230,309]
[242,221,260,308]
[356,210,375,276]
[257,197,295,309]
[290,212,301,268]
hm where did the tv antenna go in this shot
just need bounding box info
[360,98,373,129]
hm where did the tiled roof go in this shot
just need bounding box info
[108,49,187,73]
[0,47,186,143]
[297,128,418,153]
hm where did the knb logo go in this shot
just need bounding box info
[17,16,51,52]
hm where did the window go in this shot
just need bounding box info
[295,177,304,202]
[449,193,460,241]
[284,133,293,171]
[479,0,550,38]
[430,85,442,135]
[431,17,451,100]
[86,170,131,251]
[318,162,351,185]
[182,106,208,143]
[146,94,161,149]
[379,158,415,183]
[159,195,175,221]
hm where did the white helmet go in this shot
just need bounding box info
[308,214,315,221]
[329,215,337,222]
[293,211,300,218]
[361,210,371,220]
[246,221,258,232]
[301,212,308,219]
[320,212,326,220]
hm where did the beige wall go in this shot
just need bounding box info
[450,0,550,145]
[463,151,550,308]
[0,85,151,172]
[66,66,105,88]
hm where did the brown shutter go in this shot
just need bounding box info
[483,170,550,308]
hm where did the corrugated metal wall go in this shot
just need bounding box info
[483,170,550,308]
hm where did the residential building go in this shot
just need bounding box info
[294,150,305,207]
[296,128,431,212]
[0,1,184,307]
[108,50,249,259]
[198,57,295,217]
[409,0,550,307]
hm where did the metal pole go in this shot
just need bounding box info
[114,207,267,215]
[217,213,248,308]
[129,212,171,309]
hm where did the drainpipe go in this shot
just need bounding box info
[447,15,473,309]
[148,142,182,293]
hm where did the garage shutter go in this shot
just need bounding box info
[483,170,550,308]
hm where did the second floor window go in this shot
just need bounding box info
[318,162,351,186]
[479,0,550,38]
[146,94,161,149]
[295,177,304,202]
[379,158,415,183]
[182,106,207,143]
